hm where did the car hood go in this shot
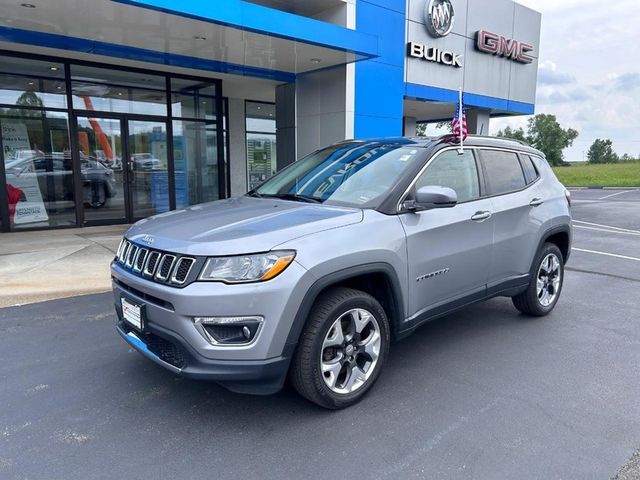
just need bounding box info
[125,196,364,256]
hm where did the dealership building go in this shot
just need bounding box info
[0,0,541,232]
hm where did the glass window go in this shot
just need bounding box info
[246,102,276,190]
[481,150,526,195]
[2,110,75,229]
[521,155,540,184]
[0,56,66,109]
[71,65,167,116]
[173,120,220,209]
[76,116,125,223]
[171,78,217,120]
[416,150,480,203]
[254,143,422,207]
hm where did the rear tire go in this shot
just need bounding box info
[290,287,390,409]
[512,243,564,316]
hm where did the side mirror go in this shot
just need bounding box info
[404,186,457,211]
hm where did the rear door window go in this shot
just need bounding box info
[520,155,539,184]
[480,150,526,195]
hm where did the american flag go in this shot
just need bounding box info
[452,100,468,142]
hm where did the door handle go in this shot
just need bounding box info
[529,198,544,207]
[471,211,492,222]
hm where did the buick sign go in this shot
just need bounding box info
[425,0,455,38]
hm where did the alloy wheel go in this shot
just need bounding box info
[537,253,561,307]
[320,308,381,395]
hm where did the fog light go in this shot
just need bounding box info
[194,316,263,346]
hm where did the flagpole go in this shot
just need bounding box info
[458,87,464,154]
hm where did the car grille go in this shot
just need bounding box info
[115,239,196,287]
[145,332,187,369]
[121,323,187,369]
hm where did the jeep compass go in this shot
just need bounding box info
[111,136,572,409]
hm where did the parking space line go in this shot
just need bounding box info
[599,190,631,200]
[574,226,640,237]
[572,247,640,262]
[573,220,640,234]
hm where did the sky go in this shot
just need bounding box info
[490,0,640,161]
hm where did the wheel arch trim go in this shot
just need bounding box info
[284,263,405,353]
[538,224,572,265]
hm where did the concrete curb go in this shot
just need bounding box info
[0,286,112,308]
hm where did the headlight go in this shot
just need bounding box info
[199,251,296,283]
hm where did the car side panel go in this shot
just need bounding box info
[400,199,494,319]
[488,172,568,287]
[275,209,410,328]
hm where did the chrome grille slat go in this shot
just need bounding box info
[125,244,139,268]
[155,254,177,281]
[116,239,194,287]
[133,248,148,272]
[116,238,126,261]
[118,240,131,264]
[171,257,195,285]
[144,251,161,277]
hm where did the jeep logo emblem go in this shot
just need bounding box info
[425,0,455,38]
[141,235,154,245]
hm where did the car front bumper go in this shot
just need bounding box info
[111,259,314,394]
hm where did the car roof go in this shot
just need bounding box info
[333,135,545,158]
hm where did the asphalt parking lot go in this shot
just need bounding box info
[1,189,639,479]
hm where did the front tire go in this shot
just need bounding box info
[512,243,564,316]
[290,287,390,409]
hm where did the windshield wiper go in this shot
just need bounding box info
[246,191,263,198]
[264,193,323,204]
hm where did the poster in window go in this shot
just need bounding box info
[2,122,49,225]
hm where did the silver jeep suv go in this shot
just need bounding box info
[111,136,572,409]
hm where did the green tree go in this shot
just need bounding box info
[496,114,578,166]
[587,139,619,164]
[16,90,44,108]
[620,153,637,162]
[496,126,529,144]
[526,114,579,166]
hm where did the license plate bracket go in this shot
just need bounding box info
[121,297,144,332]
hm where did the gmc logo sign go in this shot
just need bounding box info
[475,30,534,64]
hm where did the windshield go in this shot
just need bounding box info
[252,143,422,207]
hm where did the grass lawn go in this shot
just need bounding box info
[553,162,640,187]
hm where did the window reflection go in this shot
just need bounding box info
[171,78,217,120]
[1,56,226,231]
[173,120,219,208]
[246,102,276,190]
[0,56,66,109]
[71,65,167,116]
[1,110,75,229]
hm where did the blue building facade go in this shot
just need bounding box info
[0,0,540,231]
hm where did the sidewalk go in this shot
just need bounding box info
[0,225,128,307]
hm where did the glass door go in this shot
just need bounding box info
[76,116,126,224]
[76,116,169,224]
[127,119,169,221]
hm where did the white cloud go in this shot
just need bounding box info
[497,0,640,160]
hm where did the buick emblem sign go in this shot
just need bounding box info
[425,0,455,38]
